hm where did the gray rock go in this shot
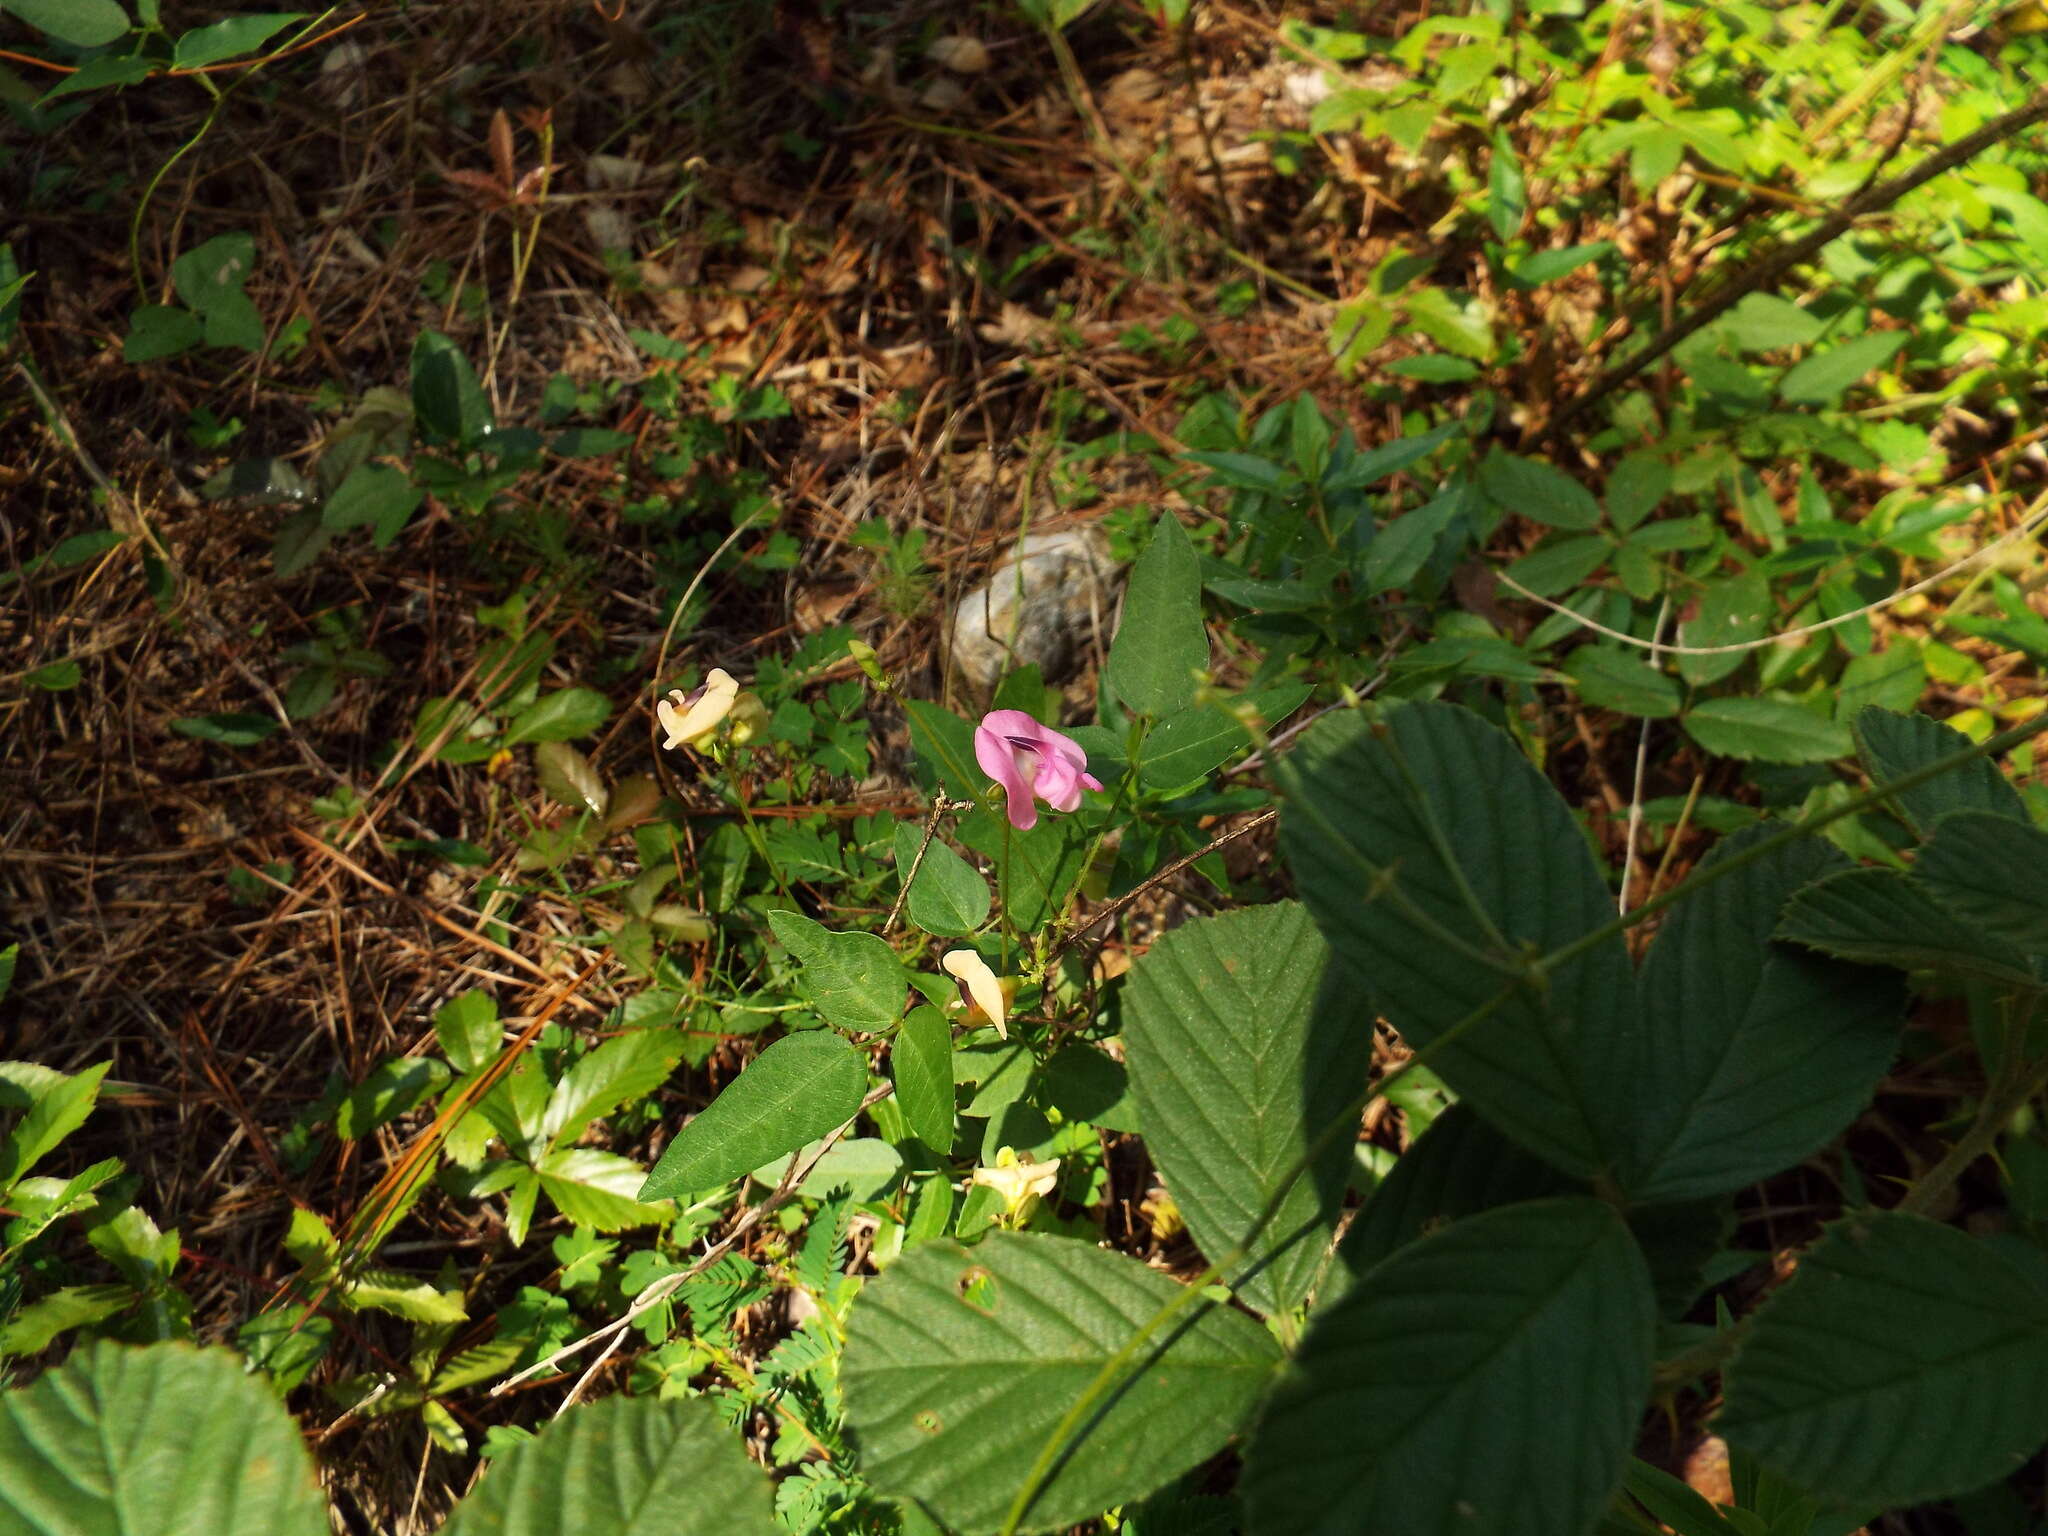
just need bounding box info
[947,528,1120,695]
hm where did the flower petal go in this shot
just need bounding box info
[941,948,1008,1040]
[658,668,739,749]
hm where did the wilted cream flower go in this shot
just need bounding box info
[972,1148,1060,1216]
[657,669,738,749]
[941,948,1008,1040]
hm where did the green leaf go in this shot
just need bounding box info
[1623,828,1902,1203]
[1509,241,1612,287]
[501,687,611,745]
[440,1394,780,1536]
[1777,868,2040,991]
[539,1028,682,1147]
[0,1060,108,1189]
[1361,487,1466,594]
[1912,811,2048,953]
[122,305,201,363]
[0,1340,328,1536]
[168,233,254,321]
[894,825,990,938]
[1138,683,1311,788]
[957,810,1089,934]
[171,12,302,68]
[2,0,131,48]
[1281,704,1629,1179]
[411,329,494,447]
[536,1148,673,1231]
[1676,568,1771,688]
[890,1005,955,1156]
[1833,645,1924,720]
[1243,1198,1654,1536]
[1479,451,1602,530]
[25,659,82,690]
[322,462,422,546]
[335,1057,449,1140]
[0,1284,137,1358]
[0,943,15,1003]
[1777,332,1907,406]
[768,910,911,1033]
[170,711,278,747]
[1486,130,1525,241]
[905,700,987,798]
[1503,533,1611,598]
[1726,293,1824,351]
[1603,453,1669,532]
[1852,706,2027,834]
[344,1266,467,1323]
[1106,514,1209,718]
[639,1031,868,1201]
[1123,903,1363,1315]
[1719,1211,2048,1507]
[1566,644,1680,719]
[534,740,607,817]
[1683,697,1849,764]
[841,1231,1280,1533]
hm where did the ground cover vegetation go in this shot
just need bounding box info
[4,0,2048,1532]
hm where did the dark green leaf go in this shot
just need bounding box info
[639,1031,869,1201]
[1624,828,1902,1202]
[1504,534,1611,597]
[1719,1212,2048,1507]
[322,462,422,545]
[1281,704,1630,1179]
[122,305,202,362]
[1913,811,2048,953]
[1486,130,1525,242]
[957,810,1088,934]
[905,701,986,799]
[1106,515,1209,718]
[1124,903,1363,1314]
[1361,487,1466,594]
[1852,707,2027,834]
[1510,241,1613,287]
[1603,454,1669,532]
[1777,868,2039,991]
[412,330,493,447]
[1676,568,1772,688]
[1244,1198,1654,1536]
[841,1232,1280,1533]
[1138,683,1311,788]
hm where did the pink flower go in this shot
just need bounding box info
[974,709,1102,831]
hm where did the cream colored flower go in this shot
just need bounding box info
[657,669,738,749]
[972,1148,1060,1216]
[941,948,1008,1040]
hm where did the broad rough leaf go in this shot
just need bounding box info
[441,1394,780,1536]
[1123,903,1366,1314]
[1106,514,1209,718]
[841,1232,1279,1533]
[1683,697,1850,764]
[1910,811,2048,954]
[1852,707,2027,834]
[769,910,911,1033]
[1778,867,2040,991]
[1281,703,1631,1179]
[1719,1211,2048,1507]
[0,1340,328,1536]
[1623,828,1903,1203]
[1244,1198,1655,1536]
[894,825,990,938]
[890,1005,955,1156]
[640,1031,868,1200]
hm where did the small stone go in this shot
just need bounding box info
[948,527,1120,696]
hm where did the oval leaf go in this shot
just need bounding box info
[0,1340,327,1536]
[1244,1198,1655,1536]
[894,825,991,938]
[441,1394,779,1536]
[1719,1211,2048,1507]
[1851,706,2028,834]
[890,1004,955,1156]
[1124,902,1364,1315]
[639,1031,868,1200]
[841,1231,1280,1533]
[768,910,911,1033]
[1909,810,2048,954]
